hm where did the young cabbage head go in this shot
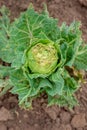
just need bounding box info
[28,43,58,74]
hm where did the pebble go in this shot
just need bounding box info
[71,113,87,128]
[0,107,14,121]
[44,106,60,120]
[60,111,71,124]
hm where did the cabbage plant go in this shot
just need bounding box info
[0,5,87,109]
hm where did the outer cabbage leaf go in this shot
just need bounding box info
[47,69,79,108]
[48,94,78,108]
[74,45,87,70]
[46,68,64,96]
[60,22,82,66]
[10,69,34,108]
[0,6,15,63]
[0,65,14,78]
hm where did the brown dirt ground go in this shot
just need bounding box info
[0,0,87,130]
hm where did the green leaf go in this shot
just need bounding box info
[10,68,41,108]
[0,6,15,63]
[10,69,30,93]
[62,69,79,94]
[0,79,8,88]
[11,52,24,68]
[66,39,82,66]
[0,40,15,63]
[0,65,13,78]
[48,94,78,108]
[0,79,12,97]
[59,42,68,66]
[60,21,81,42]
[74,45,87,70]
[10,6,59,47]
[10,68,32,108]
[59,21,82,66]
[46,69,64,96]
[38,78,52,89]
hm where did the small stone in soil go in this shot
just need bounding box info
[23,113,28,118]
[71,113,87,128]
[0,107,14,121]
[60,111,71,124]
[44,106,60,120]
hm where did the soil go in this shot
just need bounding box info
[0,0,87,130]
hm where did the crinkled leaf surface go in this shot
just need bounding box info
[46,69,64,96]
[10,69,36,108]
[0,6,15,63]
[74,45,87,70]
